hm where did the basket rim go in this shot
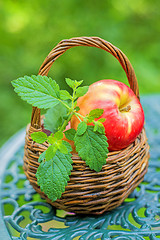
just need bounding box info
[26,123,148,161]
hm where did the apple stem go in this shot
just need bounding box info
[120,105,131,113]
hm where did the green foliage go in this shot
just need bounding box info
[44,104,68,133]
[65,78,76,89]
[76,121,87,135]
[22,75,109,201]
[45,145,57,161]
[74,126,109,172]
[98,118,106,123]
[58,141,69,154]
[31,132,48,144]
[54,131,64,140]
[31,129,70,159]
[86,109,104,123]
[75,86,89,98]
[60,90,72,100]
[93,121,105,134]
[38,151,46,163]
[11,75,61,109]
[84,108,105,134]
[88,109,104,119]
[64,128,76,141]
[65,78,89,100]
[36,148,73,202]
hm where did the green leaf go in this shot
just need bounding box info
[64,128,76,141]
[65,78,75,89]
[31,132,48,144]
[76,86,89,98]
[93,121,105,134]
[62,140,73,152]
[36,149,73,201]
[44,103,68,133]
[38,151,46,163]
[54,131,64,140]
[73,101,78,108]
[74,106,80,112]
[74,126,108,172]
[98,118,106,123]
[87,116,95,123]
[58,142,68,154]
[60,90,72,100]
[45,145,57,161]
[47,135,55,144]
[75,79,84,87]
[93,122,98,133]
[63,114,69,120]
[11,75,62,109]
[77,121,87,135]
[89,109,104,119]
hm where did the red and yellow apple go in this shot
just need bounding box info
[71,79,144,151]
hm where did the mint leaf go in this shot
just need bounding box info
[46,132,71,160]
[60,90,72,100]
[62,140,73,152]
[74,126,108,172]
[36,149,73,201]
[63,115,69,120]
[58,142,68,154]
[93,121,105,134]
[47,135,55,144]
[86,109,104,123]
[74,106,80,112]
[77,121,87,136]
[65,78,75,89]
[75,80,83,87]
[98,118,106,123]
[64,128,76,141]
[54,131,64,140]
[44,103,68,133]
[31,132,48,144]
[45,145,57,161]
[76,86,89,98]
[47,133,63,145]
[89,109,104,119]
[65,78,84,89]
[38,151,46,163]
[11,75,62,109]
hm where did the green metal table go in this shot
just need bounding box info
[0,95,160,240]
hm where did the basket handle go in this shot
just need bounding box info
[31,36,139,128]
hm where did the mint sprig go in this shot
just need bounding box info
[31,131,48,144]
[12,75,109,202]
[36,145,73,202]
[76,121,87,135]
[74,126,108,172]
[12,75,63,109]
[64,128,76,141]
[44,103,68,133]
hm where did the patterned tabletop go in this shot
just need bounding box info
[0,94,160,240]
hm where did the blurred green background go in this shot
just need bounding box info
[0,0,160,147]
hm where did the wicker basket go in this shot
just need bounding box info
[23,37,150,215]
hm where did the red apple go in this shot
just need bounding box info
[71,79,144,151]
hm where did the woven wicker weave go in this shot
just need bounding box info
[23,37,150,215]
